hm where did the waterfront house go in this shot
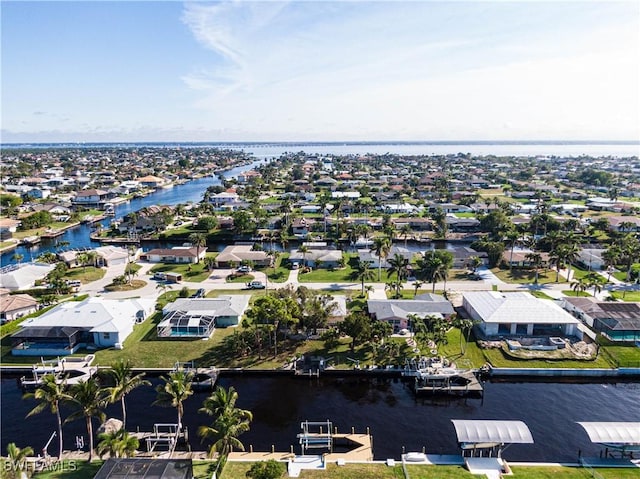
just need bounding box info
[95,245,137,266]
[607,216,640,233]
[0,292,38,323]
[561,297,640,342]
[209,190,241,208]
[291,217,316,237]
[137,175,166,188]
[450,246,488,269]
[11,297,154,356]
[367,294,455,333]
[143,246,206,264]
[72,188,110,207]
[358,245,414,269]
[501,249,550,268]
[462,291,582,338]
[0,263,55,291]
[289,248,343,269]
[157,295,251,337]
[215,244,271,267]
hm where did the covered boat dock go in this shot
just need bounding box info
[577,422,640,459]
[451,419,535,479]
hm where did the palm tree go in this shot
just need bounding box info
[152,370,194,429]
[386,253,409,298]
[188,232,207,264]
[75,252,89,272]
[298,245,310,268]
[586,272,605,298]
[571,277,589,296]
[198,386,253,458]
[5,443,35,478]
[370,236,391,281]
[11,253,24,264]
[203,255,216,271]
[97,428,139,459]
[467,256,483,274]
[525,252,543,284]
[105,360,151,429]
[418,251,446,293]
[24,373,69,459]
[65,377,108,462]
[399,224,412,247]
[505,229,520,271]
[413,280,423,297]
[354,260,376,295]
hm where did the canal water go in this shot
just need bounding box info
[0,160,267,267]
[2,376,639,461]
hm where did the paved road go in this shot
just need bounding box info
[79,262,634,302]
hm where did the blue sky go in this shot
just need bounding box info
[2,1,639,142]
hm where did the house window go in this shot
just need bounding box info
[103,332,111,340]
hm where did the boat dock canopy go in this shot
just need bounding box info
[577,422,640,445]
[452,420,534,444]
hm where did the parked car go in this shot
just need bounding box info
[191,288,206,298]
[237,265,252,273]
[246,280,266,289]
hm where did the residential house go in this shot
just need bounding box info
[289,248,343,269]
[157,295,251,337]
[215,244,271,267]
[0,218,21,240]
[72,188,110,207]
[561,297,640,342]
[367,294,455,333]
[137,175,166,188]
[143,246,207,264]
[209,190,241,209]
[0,263,56,291]
[0,291,38,323]
[450,246,489,269]
[11,297,154,356]
[607,216,640,233]
[95,245,138,266]
[445,215,480,232]
[358,245,414,269]
[462,291,581,338]
[578,247,606,271]
[291,218,316,238]
[501,249,550,268]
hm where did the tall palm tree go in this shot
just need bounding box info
[586,272,605,298]
[24,373,69,459]
[413,280,423,297]
[152,370,194,429]
[105,360,151,429]
[298,245,310,268]
[354,260,376,295]
[97,428,139,459]
[65,377,108,462]
[370,236,391,281]
[505,229,520,271]
[386,253,409,298]
[418,251,445,293]
[525,252,543,284]
[188,232,207,264]
[399,224,412,248]
[11,253,24,264]
[198,386,253,458]
[571,277,589,296]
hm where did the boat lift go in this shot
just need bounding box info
[297,420,333,455]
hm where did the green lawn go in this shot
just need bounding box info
[63,266,106,283]
[561,290,592,297]
[482,347,614,369]
[226,273,254,283]
[599,336,640,368]
[149,260,212,282]
[104,279,147,292]
[215,462,640,479]
[491,268,557,285]
[610,290,640,302]
[264,253,290,283]
[529,290,555,300]
[439,329,486,368]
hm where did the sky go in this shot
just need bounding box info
[1,1,639,143]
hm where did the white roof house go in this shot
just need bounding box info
[462,291,581,338]
[12,297,154,356]
[0,263,56,291]
[158,295,251,337]
[215,245,270,267]
[95,245,133,266]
